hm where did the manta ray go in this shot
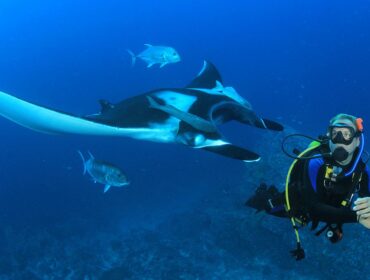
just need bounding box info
[0,61,283,162]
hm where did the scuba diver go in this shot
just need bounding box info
[245,114,370,260]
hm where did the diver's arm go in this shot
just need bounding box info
[302,159,358,224]
[322,167,370,225]
[303,185,358,223]
[308,202,358,223]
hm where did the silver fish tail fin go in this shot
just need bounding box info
[87,150,95,160]
[127,49,136,66]
[77,150,87,175]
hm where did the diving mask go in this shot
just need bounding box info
[328,125,359,145]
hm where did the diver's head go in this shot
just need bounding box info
[327,113,363,165]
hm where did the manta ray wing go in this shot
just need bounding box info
[0,61,282,162]
[186,60,222,89]
[202,144,261,162]
[0,91,168,139]
[259,118,284,131]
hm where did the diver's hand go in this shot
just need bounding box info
[358,216,370,229]
[353,197,370,229]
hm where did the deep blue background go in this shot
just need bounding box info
[0,0,369,233]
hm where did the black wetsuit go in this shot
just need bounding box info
[269,150,370,225]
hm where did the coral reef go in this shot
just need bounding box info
[0,127,368,279]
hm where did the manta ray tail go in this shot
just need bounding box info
[202,144,261,162]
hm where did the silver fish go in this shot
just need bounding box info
[78,151,129,193]
[127,44,181,68]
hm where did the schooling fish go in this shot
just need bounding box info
[127,44,181,68]
[78,151,129,193]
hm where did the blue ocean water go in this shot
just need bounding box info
[0,1,369,279]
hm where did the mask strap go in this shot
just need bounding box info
[344,133,364,177]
